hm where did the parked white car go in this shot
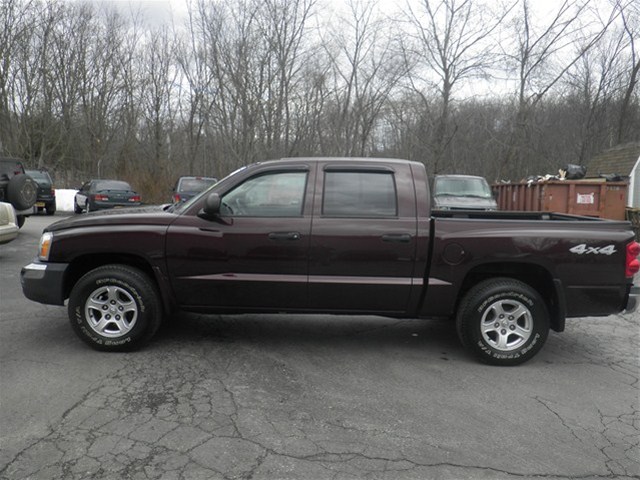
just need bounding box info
[0,202,19,244]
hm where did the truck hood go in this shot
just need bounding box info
[46,205,177,232]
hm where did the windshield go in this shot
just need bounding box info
[434,176,493,198]
[95,180,132,191]
[26,170,51,182]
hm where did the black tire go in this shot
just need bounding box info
[74,200,82,214]
[7,174,38,210]
[456,278,549,366]
[16,215,26,228]
[68,265,163,352]
[45,203,56,215]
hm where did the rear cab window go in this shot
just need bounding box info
[322,170,398,217]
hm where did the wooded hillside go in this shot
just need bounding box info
[1,0,638,201]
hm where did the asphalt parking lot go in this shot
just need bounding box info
[1,214,639,479]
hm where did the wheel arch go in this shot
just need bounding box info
[64,253,173,314]
[458,262,565,332]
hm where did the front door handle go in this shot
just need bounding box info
[381,233,412,243]
[269,231,301,241]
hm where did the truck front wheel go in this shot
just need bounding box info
[68,265,162,351]
[456,278,549,366]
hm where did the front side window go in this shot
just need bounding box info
[323,171,397,217]
[221,171,307,217]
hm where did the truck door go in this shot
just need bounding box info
[166,166,313,310]
[308,162,418,313]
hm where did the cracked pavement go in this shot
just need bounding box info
[1,215,638,479]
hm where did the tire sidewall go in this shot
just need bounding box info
[68,267,159,351]
[458,280,549,366]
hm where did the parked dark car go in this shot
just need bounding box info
[432,174,498,211]
[0,157,38,227]
[172,176,218,203]
[74,179,141,213]
[25,169,56,215]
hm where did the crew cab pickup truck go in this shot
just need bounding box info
[21,158,640,365]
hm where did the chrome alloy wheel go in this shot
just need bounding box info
[480,299,533,351]
[85,285,138,338]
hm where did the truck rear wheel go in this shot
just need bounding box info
[68,265,162,351]
[456,278,549,366]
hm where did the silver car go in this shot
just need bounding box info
[0,202,19,245]
[432,174,498,211]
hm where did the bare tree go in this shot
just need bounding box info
[194,0,265,171]
[175,1,218,176]
[138,26,178,179]
[255,0,316,157]
[322,0,403,156]
[78,7,130,177]
[0,0,36,155]
[615,0,639,143]
[499,0,617,178]
[562,21,630,163]
[402,0,511,174]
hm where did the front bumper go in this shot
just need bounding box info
[625,285,640,313]
[21,260,69,305]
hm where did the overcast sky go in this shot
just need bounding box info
[88,0,578,26]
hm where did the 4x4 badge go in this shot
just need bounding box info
[570,244,617,255]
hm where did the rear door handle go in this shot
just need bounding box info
[382,233,412,243]
[269,231,301,241]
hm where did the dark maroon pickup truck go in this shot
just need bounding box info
[21,158,640,365]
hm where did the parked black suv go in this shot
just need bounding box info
[0,157,38,227]
[26,169,56,215]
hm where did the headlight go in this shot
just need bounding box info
[39,232,53,261]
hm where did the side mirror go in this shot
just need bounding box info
[200,192,221,218]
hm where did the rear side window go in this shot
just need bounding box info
[26,170,52,183]
[323,171,397,217]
